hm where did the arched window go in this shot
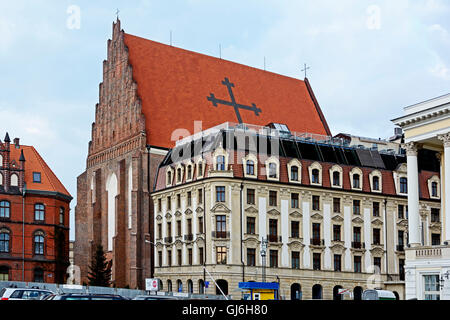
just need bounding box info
[333,285,343,300]
[177,168,182,183]
[312,284,322,299]
[0,265,9,281]
[198,279,205,294]
[187,279,193,294]
[59,207,65,225]
[0,201,11,219]
[34,231,45,255]
[269,163,277,178]
[353,174,360,189]
[187,165,192,180]
[216,279,228,295]
[373,176,380,191]
[177,279,183,293]
[333,171,340,186]
[291,166,299,181]
[167,171,172,184]
[290,283,302,300]
[158,279,163,291]
[246,160,255,175]
[33,268,44,283]
[0,229,10,253]
[312,169,320,184]
[34,203,45,221]
[167,280,172,292]
[10,174,18,187]
[216,156,226,171]
[400,177,408,194]
[198,162,203,177]
[354,286,363,300]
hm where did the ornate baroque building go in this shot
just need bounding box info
[74,19,331,289]
[151,122,441,300]
[0,133,71,283]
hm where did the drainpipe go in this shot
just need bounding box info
[146,145,154,279]
[203,183,206,290]
[384,198,389,278]
[240,182,245,282]
[22,185,26,282]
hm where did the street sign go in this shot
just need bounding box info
[205,281,209,288]
[145,278,159,291]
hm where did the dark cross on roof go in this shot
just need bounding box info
[207,77,262,124]
[301,63,310,78]
[116,9,120,19]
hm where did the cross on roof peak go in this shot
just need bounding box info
[301,63,310,79]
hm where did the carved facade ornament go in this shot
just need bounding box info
[397,219,408,228]
[330,243,346,254]
[438,133,450,148]
[371,218,384,226]
[245,206,259,214]
[196,206,204,214]
[310,212,323,221]
[352,216,364,224]
[331,214,344,222]
[165,212,172,220]
[267,208,281,216]
[370,247,385,256]
[156,215,163,221]
[174,210,182,217]
[402,142,420,156]
[289,211,302,218]
[184,208,193,216]
[242,237,259,247]
[287,241,304,250]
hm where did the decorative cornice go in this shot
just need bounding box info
[438,133,450,148]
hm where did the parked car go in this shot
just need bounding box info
[43,293,127,300]
[0,288,54,300]
[133,295,182,300]
[362,289,397,301]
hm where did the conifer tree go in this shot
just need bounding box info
[87,244,112,287]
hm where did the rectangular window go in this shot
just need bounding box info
[216,246,227,264]
[177,249,182,266]
[373,228,381,245]
[400,177,408,193]
[216,186,225,202]
[399,259,405,280]
[247,248,256,266]
[424,275,440,300]
[247,189,255,205]
[373,202,380,217]
[269,191,277,206]
[198,217,204,234]
[269,250,278,268]
[188,248,193,265]
[187,218,192,236]
[292,251,300,269]
[167,250,172,266]
[353,227,361,248]
[312,195,320,211]
[177,220,182,237]
[187,191,192,207]
[431,208,440,223]
[158,199,162,212]
[177,194,181,208]
[198,189,203,204]
[199,247,204,265]
[33,172,41,183]
[216,215,226,238]
[291,221,300,238]
[247,217,256,234]
[398,204,404,219]
[432,233,441,246]
[158,224,162,239]
[269,219,278,242]
[354,256,362,273]
[333,198,341,213]
[167,222,172,237]
[374,257,381,271]
[334,254,341,271]
[291,193,299,208]
[167,196,171,211]
[333,225,341,242]
[158,251,162,267]
[313,253,321,270]
[353,200,360,215]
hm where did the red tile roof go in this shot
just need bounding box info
[9,145,71,197]
[123,34,331,149]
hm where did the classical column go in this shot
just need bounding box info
[404,142,421,247]
[438,133,450,243]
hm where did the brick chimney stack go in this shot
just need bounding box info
[19,149,26,192]
[13,138,20,149]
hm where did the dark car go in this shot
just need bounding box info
[43,293,128,300]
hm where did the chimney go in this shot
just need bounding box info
[13,138,20,149]
[394,127,403,136]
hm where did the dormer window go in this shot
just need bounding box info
[10,174,18,187]
[33,172,41,183]
[187,165,192,180]
[177,168,182,183]
[166,168,173,186]
[400,177,408,194]
[312,169,320,184]
[291,166,299,181]
[246,160,255,175]
[332,172,340,186]
[216,156,226,171]
[353,174,360,189]
[269,163,277,178]
[373,176,380,191]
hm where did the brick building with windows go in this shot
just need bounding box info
[151,122,440,300]
[0,133,72,284]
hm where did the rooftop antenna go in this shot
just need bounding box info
[264,56,266,71]
[219,44,222,59]
[170,30,172,46]
[301,63,310,79]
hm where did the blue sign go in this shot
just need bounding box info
[205,281,209,288]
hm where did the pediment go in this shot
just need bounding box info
[194,236,205,245]
[331,214,344,222]
[267,208,280,216]
[165,212,172,220]
[397,219,408,227]
[185,208,193,216]
[371,218,383,226]
[243,237,259,247]
[330,243,346,252]
[289,211,302,218]
[174,210,182,217]
[287,241,304,250]
[370,247,385,255]
[310,212,323,220]
[211,203,231,213]
[352,216,364,224]
[245,206,259,214]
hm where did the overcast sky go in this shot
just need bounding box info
[1,0,449,240]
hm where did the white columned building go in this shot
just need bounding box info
[393,93,450,300]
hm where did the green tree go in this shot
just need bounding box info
[87,244,112,287]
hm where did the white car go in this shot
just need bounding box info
[0,288,54,300]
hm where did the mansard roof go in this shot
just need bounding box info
[122,32,331,149]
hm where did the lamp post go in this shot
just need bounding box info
[260,237,268,283]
